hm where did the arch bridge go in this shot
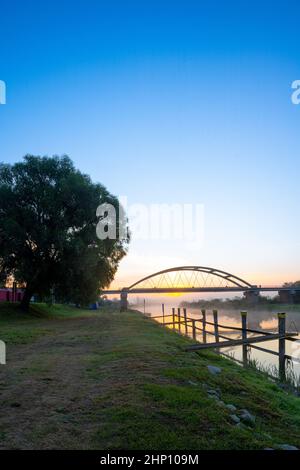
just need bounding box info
[103,265,300,310]
[104,265,268,310]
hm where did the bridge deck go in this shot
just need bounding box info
[103,286,299,294]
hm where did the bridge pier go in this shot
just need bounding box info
[244,289,259,304]
[278,290,294,304]
[120,290,128,312]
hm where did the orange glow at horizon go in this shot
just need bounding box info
[165,292,183,297]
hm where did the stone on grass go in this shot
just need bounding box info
[230,414,240,424]
[207,389,220,397]
[235,422,247,430]
[216,400,225,407]
[226,404,237,412]
[239,409,255,426]
[207,365,221,375]
[277,444,298,451]
[209,394,221,401]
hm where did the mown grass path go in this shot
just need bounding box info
[0,304,299,449]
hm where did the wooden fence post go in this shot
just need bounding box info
[213,310,219,347]
[183,308,188,335]
[201,308,207,343]
[278,312,286,382]
[162,303,165,325]
[241,311,248,366]
[172,308,175,329]
[177,308,181,333]
[192,319,196,340]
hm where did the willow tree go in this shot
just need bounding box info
[0,155,128,310]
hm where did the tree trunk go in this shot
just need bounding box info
[20,287,34,312]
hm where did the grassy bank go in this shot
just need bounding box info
[0,303,299,450]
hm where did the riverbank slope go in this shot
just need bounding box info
[0,303,299,450]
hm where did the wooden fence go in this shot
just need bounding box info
[149,307,299,382]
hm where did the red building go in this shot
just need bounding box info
[0,288,24,302]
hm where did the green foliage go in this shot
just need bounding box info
[0,155,129,308]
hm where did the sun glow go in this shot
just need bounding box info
[166,292,183,297]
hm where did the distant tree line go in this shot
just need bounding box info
[180,281,300,309]
[282,281,300,288]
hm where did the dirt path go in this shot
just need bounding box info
[0,315,117,449]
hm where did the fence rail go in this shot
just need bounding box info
[146,307,299,382]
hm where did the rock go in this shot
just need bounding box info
[277,444,298,451]
[235,422,247,430]
[239,409,255,426]
[209,394,221,401]
[216,400,225,407]
[207,389,220,397]
[230,414,240,424]
[226,404,237,412]
[207,365,221,375]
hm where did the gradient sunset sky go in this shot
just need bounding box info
[0,1,299,288]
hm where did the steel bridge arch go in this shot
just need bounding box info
[127,266,254,290]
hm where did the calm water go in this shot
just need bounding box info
[132,300,300,383]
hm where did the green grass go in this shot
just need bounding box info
[0,302,96,344]
[0,303,299,449]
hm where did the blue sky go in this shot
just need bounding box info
[0,1,299,287]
